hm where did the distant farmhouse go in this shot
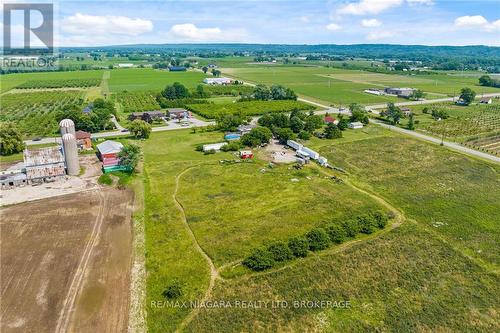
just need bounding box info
[384,87,416,98]
[479,97,492,104]
[128,111,165,123]
[203,77,233,85]
[168,66,187,72]
[117,63,134,68]
[167,108,191,120]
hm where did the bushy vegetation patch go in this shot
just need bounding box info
[243,211,391,271]
[98,174,113,185]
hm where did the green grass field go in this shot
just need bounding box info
[319,134,500,269]
[142,125,499,332]
[108,68,207,92]
[177,162,384,267]
[224,66,500,106]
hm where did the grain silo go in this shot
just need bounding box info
[59,118,75,136]
[62,133,80,176]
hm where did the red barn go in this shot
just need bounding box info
[324,115,337,124]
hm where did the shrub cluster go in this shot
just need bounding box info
[242,211,390,271]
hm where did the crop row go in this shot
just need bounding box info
[16,78,101,89]
[186,100,315,118]
[113,91,161,112]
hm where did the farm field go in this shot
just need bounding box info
[319,135,500,268]
[0,188,133,333]
[223,66,500,105]
[0,90,85,137]
[112,90,161,113]
[0,70,104,93]
[187,100,315,118]
[389,101,500,155]
[143,127,499,332]
[187,222,500,332]
[177,162,385,267]
[108,68,207,92]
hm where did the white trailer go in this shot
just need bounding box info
[287,140,303,151]
[302,147,319,160]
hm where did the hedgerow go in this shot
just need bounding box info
[242,211,392,271]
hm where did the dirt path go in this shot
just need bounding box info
[174,166,220,333]
[55,188,107,333]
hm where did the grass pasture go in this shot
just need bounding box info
[320,135,500,268]
[108,68,206,92]
[187,222,500,332]
[177,163,385,267]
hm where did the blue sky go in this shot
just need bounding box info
[3,0,500,46]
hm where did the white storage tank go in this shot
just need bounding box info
[59,118,75,136]
[62,133,80,176]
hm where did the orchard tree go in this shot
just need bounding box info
[407,113,415,130]
[410,89,425,100]
[253,84,271,100]
[459,87,476,105]
[0,122,25,156]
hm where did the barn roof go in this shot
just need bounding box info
[96,140,123,155]
[23,147,64,167]
[75,130,91,139]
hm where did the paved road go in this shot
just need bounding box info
[24,118,214,146]
[373,120,500,164]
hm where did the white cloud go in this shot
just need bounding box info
[407,0,434,5]
[62,13,153,36]
[366,31,395,40]
[326,23,342,31]
[337,0,402,16]
[454,15,500,32]
[167,23,246,42]
[300,16,310,23]
[361,18,382,27]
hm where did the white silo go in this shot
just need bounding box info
[59,118,75,136]
[62,133,80,176]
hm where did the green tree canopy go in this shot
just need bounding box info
[128,119,152,139]
[0,122,25,156]
[118,144,141,171]
[459,87,476,105]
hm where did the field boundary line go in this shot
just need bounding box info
[55,188,107,333]
[174,165,220,333]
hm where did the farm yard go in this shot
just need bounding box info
[186,100,315,118]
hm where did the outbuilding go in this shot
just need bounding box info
[202,142,227,152]
[75,130,92,150]
[240,150,253,159]
[479,97,492,104]
[348,122,364,129]
[203,77,233,85]
[168,66,187,72]
[167,108,190,120]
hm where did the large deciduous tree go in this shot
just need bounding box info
[459,87,476,105]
